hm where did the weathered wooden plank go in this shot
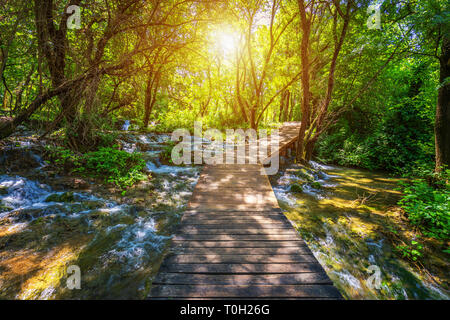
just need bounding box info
[181,215,288,223]
[177,228,298,235]
[149,284,342,298]
[178,222,292,229]
[189,192,279,205]
[171,240,307,248]
[174,234,297,241]
[194,184,274,192]
[182,211,287,217]
[186,203,280,211]
[172,247,313,255]
[183,208,283,214]
[153,273,333,285]
[164,254,317,264]
[201,167,264,174]
[158,263,324,274]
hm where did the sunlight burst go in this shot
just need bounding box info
[210,28,240,58]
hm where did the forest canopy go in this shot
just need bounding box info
[0,0,448,173]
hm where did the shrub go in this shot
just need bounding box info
[79,146,147,190]
[45,145,147,191]
[398,169,450,241]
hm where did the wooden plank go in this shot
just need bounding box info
[149,284,341,298]
[181,215,288,223]
[196,177,271,188]
[194,184,274,191]
[178,222,292,228]
[153,273,333,285]
[177,228,298,235]
[173,234,297,241]
[183,208,283,214]
[202,166,263,173]
[164,254,317,264]
[171,240,307,248]
[186,203,280,211]
[183,211,283,218]
[189,191,279,204]
[172,247,313,255]
[158,263,324,274]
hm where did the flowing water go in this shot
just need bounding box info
[272,162,449,300]
[0,131,200,299]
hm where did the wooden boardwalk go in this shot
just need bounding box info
[149,123,342,299]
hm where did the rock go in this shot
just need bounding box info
[0,148,43,173]
[119,215,135,225]
[0,186,8,195]
[82,200,104,210]
[311,181,322,189]
[0,204,13,213]
[45,192,75,203]
[290,183,303,193]
[13,208,47,221]
[295,168,315,182]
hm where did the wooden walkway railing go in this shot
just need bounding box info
[148,122,342,299]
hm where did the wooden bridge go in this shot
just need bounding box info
[149,122,342,299]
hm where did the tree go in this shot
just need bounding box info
[295,0,353,162]
[435,34,449,171]
[234,0,301,129]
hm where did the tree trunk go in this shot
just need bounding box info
[435,35,450,172]
[279,91,285,122]
[250,107,257,130]
[296,0,311,162]
[143,75,153,128]
[283,90,290,121]
[304,137,317,162]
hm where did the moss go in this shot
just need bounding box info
[0,205,13,213]
[295,168,315,182]
[82,200,104,210]
[290,183,303,193]
[45,192,75,203]
[311,181,322,189]
[119,215,135,225]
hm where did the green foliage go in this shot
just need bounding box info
[45,146,82,168]
[317,61,436,175]
[96,131,119,148]
[398,170,450,241]
[395,239,424,262]
[290,183,303,193]
[45,145,148,191]
[161,140,176,163]
[80,147,147,190]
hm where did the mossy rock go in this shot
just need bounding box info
[88,210,111,220]
[14,208,47,221]
[0,204,13,213]
[45,192,75,203]
[0,187,8,195]
[82,200,104,210]
[290,183,304,193]
[295,168,315,182]
[311,181,322,189]
[119,215,135,225]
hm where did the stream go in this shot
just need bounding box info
[0,129,200,299]
[0,128,448,299]
[272,162,449,300]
